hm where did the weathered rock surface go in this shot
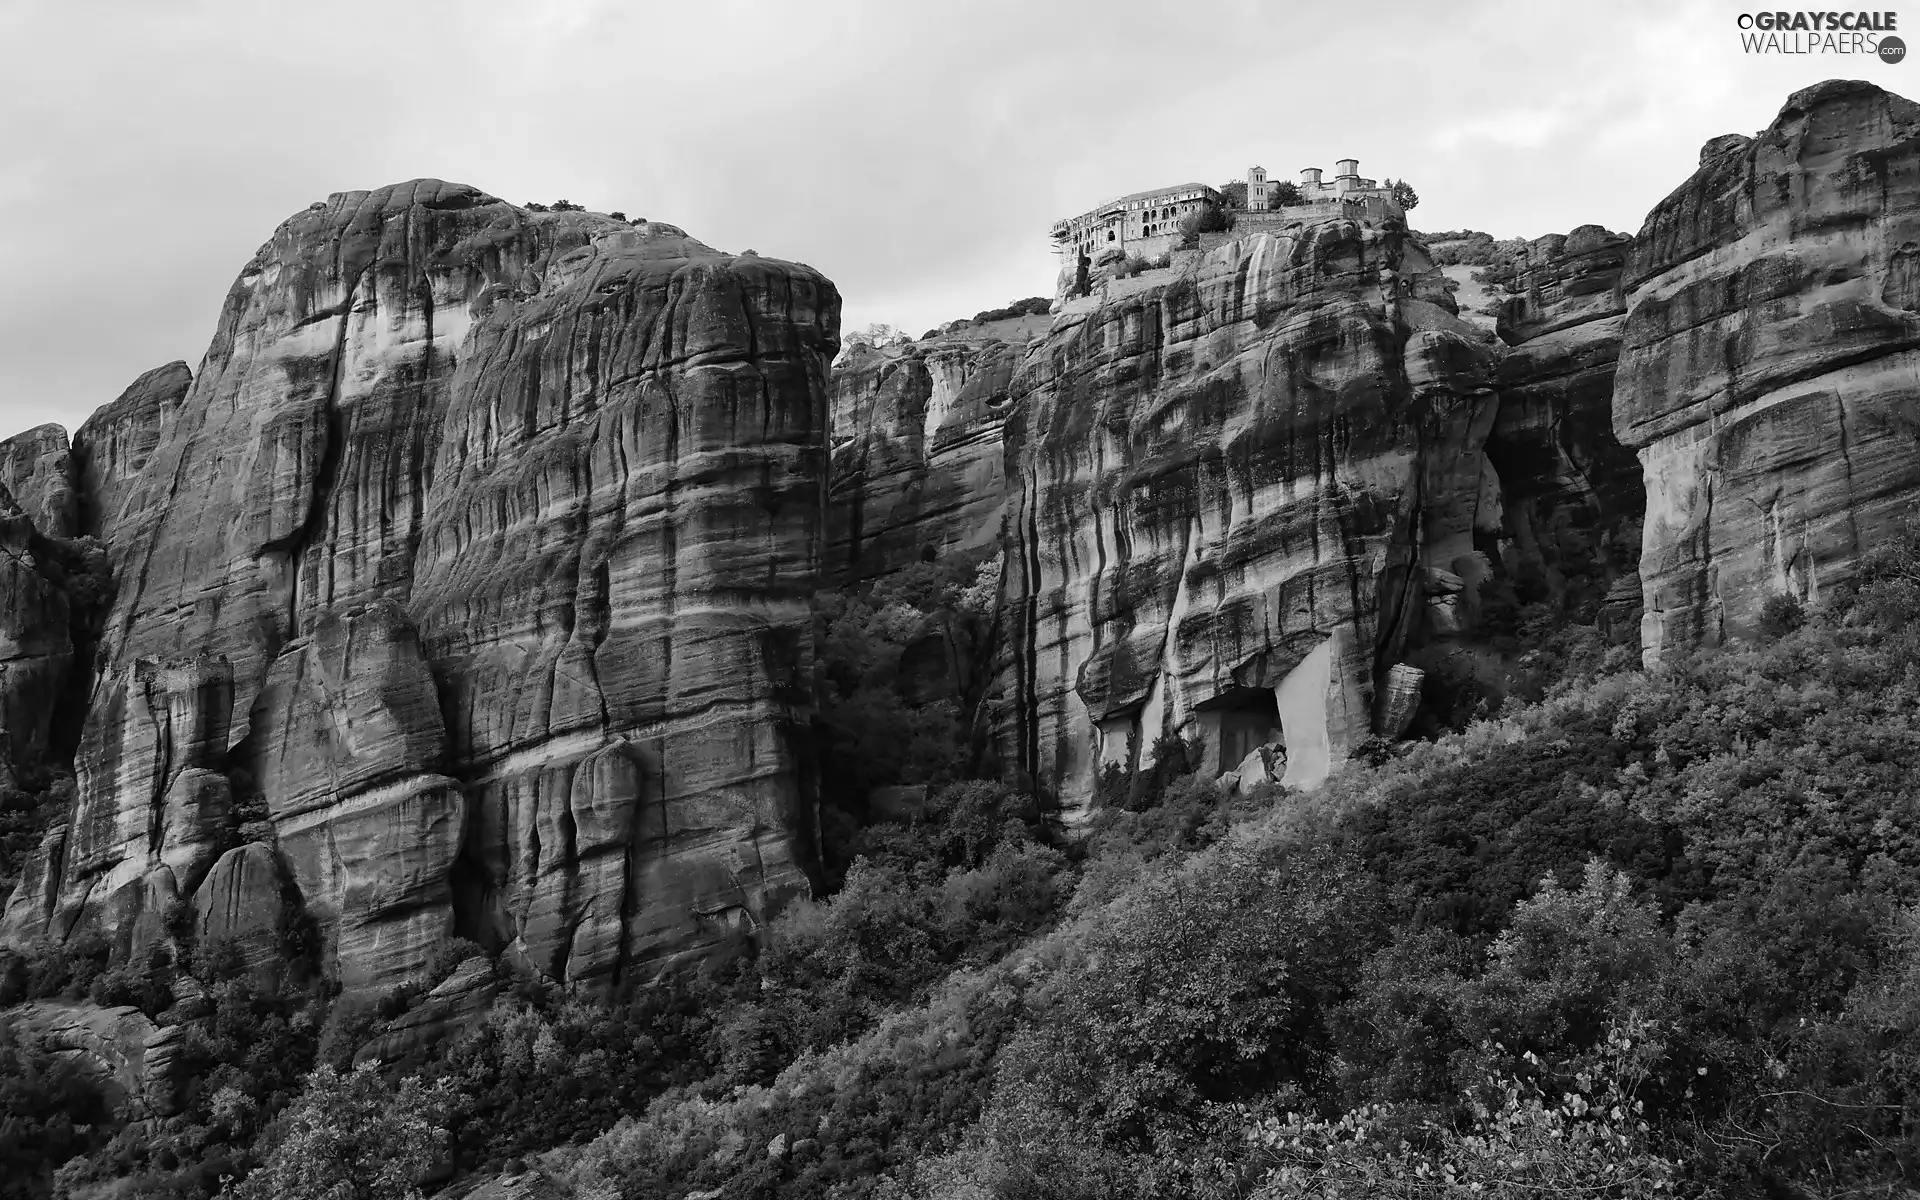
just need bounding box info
[999,217,1500,815]
[1616,80,1920,658]
[2,1001,187,1116]
[355,955,499,1068]
[1,656,232,948]
[0,488,73,794]
[1490,227,1644,617]
[406,208,834,987]
[71,361,192,542]
[249,602,461,989]
[1375,661,1425,739]
[0,425,78,538]
[828,337,1020,583]
[193,841,285,979]
[6,180,839,993]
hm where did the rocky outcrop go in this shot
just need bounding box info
[193,842,285,979]
[1,656,232,950]
[1490,227,1644,620]
[828,337,1020,584]
[0,489,73,792]
[407,210,834,987]
[6,180,839,993]
[2,1001,187,1116]
[999,217,1500,814]
[1616,80,1920,659]
[249,602,461,990]
[72,361,192,543]
[355,955,499,1068]
[0,425,78,539]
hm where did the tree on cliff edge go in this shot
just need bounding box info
[1387,178,1419,210]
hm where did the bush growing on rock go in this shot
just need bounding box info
[1757,591,1806,639]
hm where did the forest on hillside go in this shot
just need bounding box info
[9,515,1920,1200]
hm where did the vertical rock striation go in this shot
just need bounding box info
[0,425,79,539]
[408,226,835,985]
[0,655,232,951]
[4,181,838,993]
[249,602,462,989]
[999,217,1500,817]
[0,488,72,793]
[1616,80,1920,659]
[827,337,1019,584]
[71,361,192,543]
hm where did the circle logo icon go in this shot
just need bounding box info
[1882,35,1907,63]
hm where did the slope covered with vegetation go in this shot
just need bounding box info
[15,527,1920,1199]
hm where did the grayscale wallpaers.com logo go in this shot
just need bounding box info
[1737,11,1904,59]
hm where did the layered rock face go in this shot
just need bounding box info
[1490,226,1645,632]
[999,218,1501,815]
[0,489,72,791]
[1616,80,1920,659]
[2,1001,188,1117]
[71,361,192,542]
[250,603,462,989]
[4,180,838,992]
[827,337,1019,584]
[0,425,79,538]
[1,656,233,950]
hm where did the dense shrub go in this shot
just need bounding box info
[0,1024,110,1200]
[1757,589,1806,638]
[813,551,1006,881]
[231,1062,459,1200]
[1178,204,1233,246]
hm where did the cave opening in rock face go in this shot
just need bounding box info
[1193,685,1281,776]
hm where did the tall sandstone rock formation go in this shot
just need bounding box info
[1617,80,1920,659]
[0,425,79,539]
[72,362,193,542]
[0,488,72,793]
[1,180,840,992]
[827,336,1019,584]
[997,218,1502,816]
[1491,226,1645,638]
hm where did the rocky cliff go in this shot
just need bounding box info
[1,180,839,993]
[996,217,1502,816]
[1617,79,1920,659]
[0,488,72,794]
[1490,226,1645,638]
[0,425,79,539]
[827,336,1019,584]
[72,361,192,543]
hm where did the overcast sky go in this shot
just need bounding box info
[0,0,1898,439]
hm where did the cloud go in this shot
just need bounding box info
[0,0,1904,439]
